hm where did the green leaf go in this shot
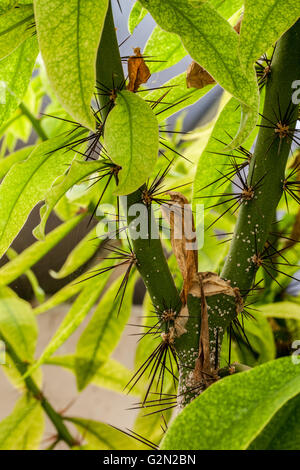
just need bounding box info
[0,145,34,180]
[0,132,84,259]
[24,260,115,378]
[0,215,84,287]
[0,297,37,362]
[6,247,45,303]
[33,266,98,315]
[19,404,44,450]
[45,354,141,396]
[50,222,104,279]
[0,36,38,128]
[239,311,276,365]
[209,0,243,18]
[75,276,135,390]
[33,160,105,240]
[239,0,300,71]
[0,4,34,60]
[128,1,148,33]
[259,301,300,320]
[140,0,259,146]
[65,417,140,450]
[144,26,186,74]
[0,1,18,15]
[145,72,215,123]
[0,395,42,450]
[104,90,159,195]
[249,394,300,450]
[34,0,109,130]
[161,357,300,450]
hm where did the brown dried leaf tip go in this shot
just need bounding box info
[127,47,151,92]
[186,61,215,89]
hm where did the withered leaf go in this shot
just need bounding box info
[162,191,198,303]
[127,47,151,92]
[186,61,215,89]
[234,16,243,34]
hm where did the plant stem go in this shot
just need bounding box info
[222,20,300,291]
[96,2,181,314]
[2,335,76,448]
[19,102,48,141]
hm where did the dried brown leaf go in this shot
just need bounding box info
[186,61,215,89]
[127,47,151,92]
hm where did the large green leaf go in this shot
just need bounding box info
[0,4,34,60]
[65,417,140,450]
[104,90,159,195]
[145,72,215,123]
[75,276,135,390]
[45,355,142,396]
[0,132,83,259]
[144,26,186,74]
[248,393,300,449]
[33,160,105,240]
[140,0,259,146]
[239,0,300,71]
[0,36,38,128]
[34,0,109,130]
[0,215,83,287]
[161,357,300,450]
[0,297,37,362]
[128,1,148,33]
[0,396,43,450]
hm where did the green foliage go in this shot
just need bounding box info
[140,0,259,146]
[0,396,44,450]
[45,355,142,396]
[162,358,300,450]
[66,417,140,450]
[0,215,83,286]
[75,275,135,390]
[0,297,37,362]
[34,0,109,130]
[145,72,215,122]
[0,4,34,60]
[240,0,300,70]
[0,36,38,128]
[0,0,299,451]
[128,1,148,34]
[0,134,84,259]
[104,90,159,195]
[144,27,186,74]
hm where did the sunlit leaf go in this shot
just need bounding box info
[0,4,34,60]
[162,357,300,450]
[239,0,300,71]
